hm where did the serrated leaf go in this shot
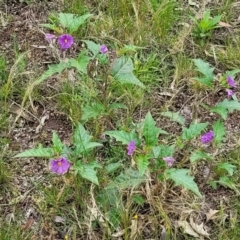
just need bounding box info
[217,99,240,112]
[108,103,127,110]
[190,150,213,163]
[58,13,92,33]
[143,112,167,147]
[217,163,236,176]
[106,168,146,190]
[161,111,185,125]
[52,131,64,154]
[213,119,225,145]
[69,52,91,74]
[72,123,102,155]
[74,161,102,185]
[82,40,101,58]
[218,176,236,190]
[193,59,214,80]
[104,130,138,145]
[194,76,213,87]
[151,145,175,158]
[37,62,70,84]
[81,103,105,121]
[14,146,54,158]
[106,163,122,173]
[39,23,61,33]
[136,155,149,175]
[111,56,145,88]
[210,106,228,120]
[165,168,202,198]
[181,122,208,141]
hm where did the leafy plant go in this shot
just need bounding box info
[192,59,214,87]
[14,123,103,184]
[40,12,92,34]
[190,10,221,45]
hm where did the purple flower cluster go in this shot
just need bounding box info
[127,140,136,156]
[226,75,236,98]
[163,157,175,167]
[49,157,70,175]
[201,131,214,144]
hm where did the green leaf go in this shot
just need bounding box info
[83,40,101,58]
[37,61,70,84]
[181,122,208,141]
[213,119,225,145]
[190,150,213,163]
[136,155,150,175]
[108,103,127,111]
[74,161,102,185]
[58,13,92,33]
[143,112,168,147]
[193,59,214,86]
[194,77,213,87]
[52,131,64,154]
[14,145,54,158]
[111,56,145,88]
[217,99,240,112]
[151,145,175,158]
[69,52,91,74]
[106,168,146,190]
[210,106,228,120]
[72,123,102,155]
[39,23,61,33]
[106,163,122,174]
[104,130,138,145]
[218,176,237,191]
[165,168,202,198]
[217,163,236,176]
[161,111,185,125]
[81,103,105,121]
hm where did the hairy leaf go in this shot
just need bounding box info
[105,130,138,145]
[181,122,208,141]
[161,111,185,125]
[143,112,168,147]
[14,146,54,158]
[213,119,225,145]
[106,168,146,189]
[74,161,102,185]
[111,57,145,88]
[72,123,102,155]
[58,13,92,33]
[81,103,105,121]
[190,150,213,163]
[165,168,202,198]
[52,131,64,154]
[136,155,150,175]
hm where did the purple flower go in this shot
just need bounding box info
[100,44,108,54]
[58,34,74,50]
[226,89,233,98]
[201,131,214,144]
[227,75,236,88]
[49,157,70,175]
[163,157,175,167]
[45,33,56,42]
[127,140,136,156]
